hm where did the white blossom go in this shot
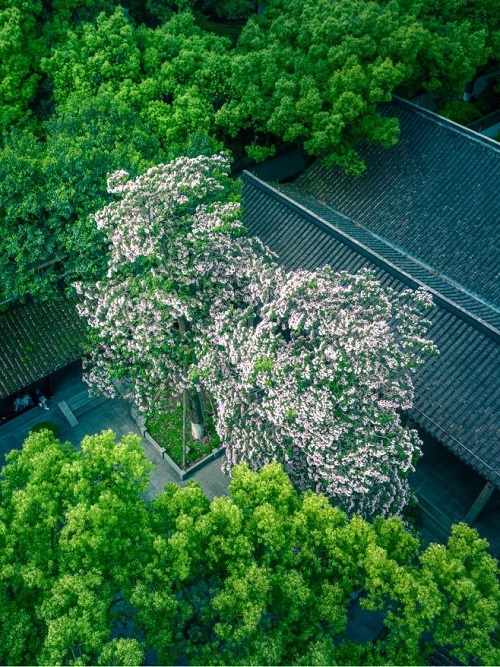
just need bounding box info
[197,266,437,520]
[76,154,275,414]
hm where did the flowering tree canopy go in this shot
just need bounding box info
[75,154,276,422]
[198,266,437,518]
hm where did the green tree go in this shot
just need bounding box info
[41,8,142,106]
[0,94,164,300]
[135,462,422,665]
[0,2,44,133]
[362,522,500,665]
[0,0,123,136]
[392,0,493,100]
[1,435,498,665]
[44,0,120,32]
[0,428,153,665]
[217,0,418,173]
[42,9,231,155]
[137,12,232,153]
[217,0,496,172]
[138,464,499,666]
[197,0,253,21]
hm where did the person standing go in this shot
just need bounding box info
[35,389,49,410]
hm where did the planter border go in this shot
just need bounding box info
[129,401,225,481]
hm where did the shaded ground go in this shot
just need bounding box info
[410,429,500,557]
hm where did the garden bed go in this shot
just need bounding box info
[146,403,220,469]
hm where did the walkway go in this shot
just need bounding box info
[0,361,230,501]
[1,362,498,558]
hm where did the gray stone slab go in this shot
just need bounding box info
[58,400,78,426]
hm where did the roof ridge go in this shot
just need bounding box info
[242,171,500,487]
[283,182,500,312]
[244,172,500,343]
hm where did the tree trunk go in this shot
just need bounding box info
[189,389,205,440]
[177,315,205,440]
[182,388,187,468]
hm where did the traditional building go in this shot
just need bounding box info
[0,290,88,421]
[243,97,500,522]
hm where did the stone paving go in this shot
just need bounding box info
[0,362,230,501]
[1,361,497,558]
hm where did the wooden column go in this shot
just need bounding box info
[463,481,494,524]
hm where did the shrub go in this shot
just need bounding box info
[29,421,60,438]
[437,100,482,126]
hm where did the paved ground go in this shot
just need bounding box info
[0,362,230,501]
[1,361,498,558]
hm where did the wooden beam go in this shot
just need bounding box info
[463,482,494,524]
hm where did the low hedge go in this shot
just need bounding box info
[29,421,60,439]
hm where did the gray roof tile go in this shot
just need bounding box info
[242,171,500,488]
[0,291,89,399]
[295,97,500,306]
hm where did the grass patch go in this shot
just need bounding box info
[146,403,220,469]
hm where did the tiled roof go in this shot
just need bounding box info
[0,291,88,399]
[242,173,500,488]
[295,97,500,306]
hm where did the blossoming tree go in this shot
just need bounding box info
[198,266,437,518]
[75,154,275,441]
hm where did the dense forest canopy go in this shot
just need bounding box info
[0,0,498,300]
[1,5,499,663]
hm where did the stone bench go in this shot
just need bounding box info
[58,400,78,427]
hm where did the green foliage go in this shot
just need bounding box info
[192,9,246,43]
[44,0,120,35]
[1,0,498,297]
[41,9,232,156]
[146,403,220,467]
[138,463,425,665]
[96,638,144,666]
[0,429,153,665]
[216,0,414,172]
[363,522,500,665]
[437,99,483,125]
[29,421,60,438]
[198,0,253,21]
[0,94,164,299]
[0,11,231,304]
[0,1,127,136]
[1,437,498,665]
[411,0,499,96]
[0,3,44,134]
[215,0,497,171]
[41,8,141,106]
